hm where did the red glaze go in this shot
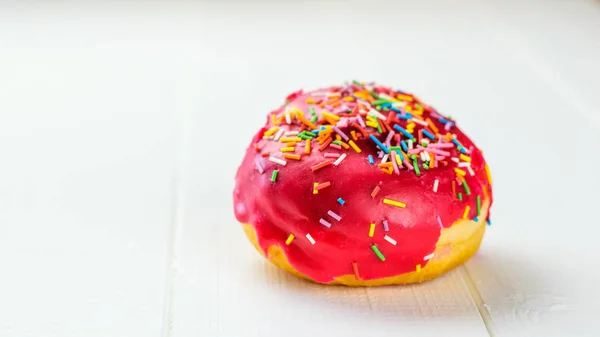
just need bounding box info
[234,83,493,284]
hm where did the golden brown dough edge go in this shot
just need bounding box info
[242,201,489,286]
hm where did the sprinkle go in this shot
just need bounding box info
[371,186,381,198]
[274,129,284,141]
[427,143,454,148]
[452,138,467,153]
[371,244,386,261]
[426,118,439,133]
[318,137,333,151]
[319,218,332,228]
[460,154,471,162]
[369,134,390,154]
[384,235,397,245]
[382,219,389,232]
[255,159,265,174]
[474,217,478,222]
[391,152,400,174]
[352,262,361,279]
[311,160,333,171]
[285,234,295,245]
[306,233,316,245]
[424,253,435,261]
[433,179,439,192]
[332,153,346,166]
[305,139,311,154]
[280,137,301,143]
[458,162,471,168]
[467,166,475,177]
[280,147,295,152]
[298,115,318,130]
[458,192,463,201]
[332,126,350,142]
[382,198,406,208]
[476,195,481,216]
[285,110,292,124]
[329,143,342,150]
[356,115,366,128]
[451,157,460,163]
[324,152,340,158]
[412,156,420,176]
[271,170,279,182]
[314,181,331,191]
[366,223,375,238]
[327,210,342,221]
[268,157,287,166]
[408,139,414,150]
[455,168,466,176]
[422,129,435,140]
[412,118,428,127]
[264,127,279,136]
[485,164,493,184]
[381,154,389,163]
[427,148,451,156]
[400,140,408,152]
[348,140,362,153]
[416,264,421,272]
[393,125,415,139]
[283,153,301,161]
[486,219,492,226]
[437,215,444,229]
[322,111,340,121]
[462,180,471,195]
[339,141,350,149]
[337,197,345,205]
[463,205,470,219]
[368,155,374,165]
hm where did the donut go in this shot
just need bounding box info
[233,81,493,286]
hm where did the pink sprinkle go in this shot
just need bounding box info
[356,115,366,128]
[329,144,342,150]
[337,117,350,128]
[332,126,350,142]
[408,148,425,155]
[455,176,463,185]
[404,160,414,170]
[324,152,341,158]
[391,152,400,175]
[385,130,395,144]
[382,219,389,232]
[435,155,444,160]
[319,218,332,228]
[427,143,454,148]
[444,123,452,131]
[437,216,444,229]
[327,210,342,221]
[412,118,428,126]
[255,159,264,174]
[427,148,451,156]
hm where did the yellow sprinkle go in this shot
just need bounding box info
[455,168,467,176]
[285,234,295,245]
[339,141,350,149]
[395,152,402,165]
[463,205,471,219]
[369,223,375,237]
[313,182,318,195]
[280,137,302,143]
[460,154,472,162]
[485,164,493,184]
[412,108,423,116]
[343,96,355,102]
[416,264,422,272]
[270,114,277,125]
[321,111,340,121]
[293,108,304,119]
[348,140,361,153]
[366,121,378,128]
[305,139,311,154]
[405,105,413,112]
[280,147,295,152]
[383,198,406,208]
[397,94,414,102]
[306,98,316,104]
[264,127,279,136]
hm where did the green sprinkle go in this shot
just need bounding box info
[375,106,381,111]
[383,107,390,111]
[372,99,389,106]
[370,91,380,99]
[476,195,481,216]
[462,180,471,195]
[414,103,423,109]
[352,80,362,86]
[271,170,278,182]
[421,141,428,147]
[412,157,420,176]
[310,115,318,124]
[375,119,383,134]
[284,100,291,105]
[332,140,342,145]
[458,193,463,201]
[309,107,316,115]
[410,154,417,160]
[371,245,386,261]
[423,164,429,170]
[298,133,311,140]
[389,146,401,151]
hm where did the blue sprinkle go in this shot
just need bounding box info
[369,134,390,154]
[401,140,408,152]
[337,198,345,205]
[474,217,479,222]
[380,102,392,108]
[390,107,402,113]
[396,113,412,120]
[393,125,415,140]
[486,219,492,226]
[452,138,468,153]
[438,117,450,124]
[368,155,374,165]
[395,89,406,94]
[396,150,405,162]
[422,129,435,140]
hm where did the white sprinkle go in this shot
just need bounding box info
[392,101,408,108]
[306,233,316,245]
[285,111,291,124]
[284,130,299,136]
[437,216,444,229]
[420,151,427,162]
[268,157,287,166]
[458,162,471,167]
[467,166,475,176]
[319,218,332,228]
[408,139,413,150]
[262,136,274,140]
[424,253,435,261]
[424,151,431,162]
[333,153,347,166]
[412,118,428,126]
[327,210,342,221]
[356,115,366,128]
[255,159,264,174]
[451,157,460,163]
[422,138,430,145]
[274,129,284,141]
[381,154,389,164]
[384,235,397,246]
[433,179,439,192]
[368,108,387,121]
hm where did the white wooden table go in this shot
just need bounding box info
[1,1,599,336]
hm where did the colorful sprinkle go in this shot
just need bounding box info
[369,223,376,237]
[337,197,345,205]
[384,235,397,245]
[422,129,435,140]
[382,219,389,232]
[333,153,347,166]
[368,155,374,164]
[369,134,390,154]
[306,233,316,245]
[348,140,362,153]
[285,234,295,245]
[271,170,278,182]
[393,125,415,139]
[476,195,481,216]
[352,262,361,279]
[319,218,332,228]
[463,205,471,219]
[311,160,333,171]
[371,186,381,198]
[462,180,471,195]
[371,244,386,261]
[268,157,287,166]
[416,264,422,272]
[327,210,341,221]
[433,179,439,192]
[382,198,406,208]
[424,253,435,261]
[314,181,331,191]
[264,127,279,137]
[305,139,311,154]
[283,153,301,160]
[485,164,493,184]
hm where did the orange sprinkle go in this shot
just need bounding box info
[430,152,435,168]
[352,262,361,280]
[283,153,301,160]
[452,181,456,199]
[317,133,332,145]
[298,115,318,130]
[485,164,493,184]
[377,162,393,168]
[254,143,260,152]
[335,134,341,141]
[280,147,295,152]
[319,137,333,151]
[332,101,341,107]
[352,123,368,137]
[381,119,392,132]
[305,139,311,154]
[382,167,393,175]
[311,160,333,171]
[350,130,358,141]
[284,142,297,147]
[456,174,465,183]
[339,141,350,149]
[370,186,381,198]
[314,181,331,191]
[261,152,270,157]
[426,118,439,134]
[418,130,423,143]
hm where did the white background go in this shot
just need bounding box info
[1,1,600,336]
